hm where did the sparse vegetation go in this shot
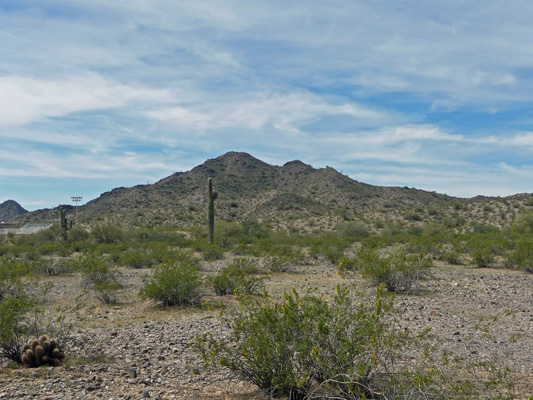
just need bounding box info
[1,153,532,397]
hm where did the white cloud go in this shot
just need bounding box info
[145,91,391,134]
[0,73,173,126]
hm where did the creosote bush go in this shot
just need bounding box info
[0,297,36,364]
[210,260,264,296]
[505,238,533,273]
[90,223,124,244]
[139,257,202,306]
[340,247,432,293]
[0,256,33,301]
[81,254,122,304]
[195,285,438,400]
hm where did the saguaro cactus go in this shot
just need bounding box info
[60,206,72,241]
[208,178,218,243]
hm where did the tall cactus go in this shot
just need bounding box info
[60,206,72,242]
[208,178,218,243]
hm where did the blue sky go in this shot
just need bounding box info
[1,1,533,211]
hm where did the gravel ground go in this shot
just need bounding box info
[1,260,532,399]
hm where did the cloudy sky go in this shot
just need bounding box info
[2,1,533,211]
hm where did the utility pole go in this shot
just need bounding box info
[71,196,82,225]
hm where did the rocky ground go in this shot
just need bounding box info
[1,260,532,399]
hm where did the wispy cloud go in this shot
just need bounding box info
[2,1,533,209]
[0,73,173,126]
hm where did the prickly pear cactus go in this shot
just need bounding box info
[21,335,65,368]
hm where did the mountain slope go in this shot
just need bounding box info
[0,200,28,222]
[14,152,459,229]
[17,151,532,232]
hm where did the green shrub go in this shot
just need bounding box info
[241,220,270,241]
[0,256,32,301]
[118,245,171,269]
[263,256,291,273]
[215,222,242,249]
[91,223,124,244]
[334,222,369,239]
[81,254,122,304]
[68,225,90,242]
[472,223,500,234]
[505,238,533,272]
[0,297,36,363]
[195,285,433,400]
[471,246,495,268]
[35,257,79,276]
[139,260,202,306]
[228,257,260,274]
[442,250,462,265]
[210,261,264,296]
[342,247,432,293]
[405,212,423,221]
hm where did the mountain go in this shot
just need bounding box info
[14,152,533,232]
[0,200,28,222]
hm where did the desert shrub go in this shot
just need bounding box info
[210,261,264,296]
[442,250,462,265]
[118,245,171,269]
[334,222,369,239]
[37,243,63,256]
[119,249,152,269]
[471,247,495,268]
[342,247,432,293]
[263,256,291,272]
[195,285,437,400]
[505,238,533,273]
[469,241,496,268]
[201,243,224,261]
[228,257,260,274]
[511,210,533,233]
[405,212,423,221]
[0,256,33,301]
[241,219,270,241]
[472,223,500,234]
[91,223,124,244]
[68,225,90,242]
[35,257,79,276]
[0,297,36,363]
[427,205,439,215]
[139,259,202,306]
[215,221,242,249]
[81,254,122,304]
[309,236,347,264]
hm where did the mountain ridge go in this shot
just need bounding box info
[13,152,532,232]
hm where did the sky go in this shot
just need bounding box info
[2,1,533,211]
